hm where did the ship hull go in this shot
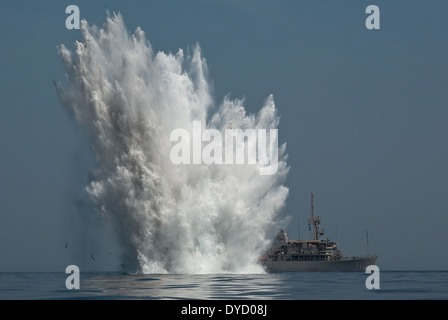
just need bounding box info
[264,255,378,272]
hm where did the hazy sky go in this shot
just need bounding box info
[1,0,448,272]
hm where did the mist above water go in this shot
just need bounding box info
[55,12,289,274]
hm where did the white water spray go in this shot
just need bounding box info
[55,13,289,274]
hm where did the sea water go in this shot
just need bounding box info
[1,271,447,300]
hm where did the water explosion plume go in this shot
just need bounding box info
[55,13,289,274]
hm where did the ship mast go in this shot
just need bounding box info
[308,193,324,240]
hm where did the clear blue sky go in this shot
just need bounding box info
[1,0,448,271]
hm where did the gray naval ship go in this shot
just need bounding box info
[262,193,378,272]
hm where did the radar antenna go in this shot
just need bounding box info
[308,193,325,240]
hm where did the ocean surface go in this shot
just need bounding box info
[0,270,447,300]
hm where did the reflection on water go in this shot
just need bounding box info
[78,273,289,300]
